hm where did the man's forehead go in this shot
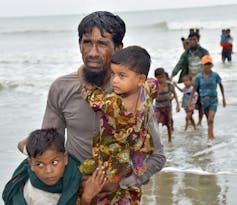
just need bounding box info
[83,27,112,39]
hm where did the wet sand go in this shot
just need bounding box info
[141,101,237,205]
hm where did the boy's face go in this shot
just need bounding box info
[111,63,145,96]
[183,77,192,87]
[29,146,68,186]
[156,74,166,84]
[202,63,213,72]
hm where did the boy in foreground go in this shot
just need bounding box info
[3,128,106,205]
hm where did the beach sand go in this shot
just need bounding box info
[140,102,237,205]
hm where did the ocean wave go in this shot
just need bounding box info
[0,29,72,35]
[0,80,50,92]
[135,19,237,30]
[162,167,237,176]
[136,21,168,30]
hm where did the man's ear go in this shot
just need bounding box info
[115,43,123,52]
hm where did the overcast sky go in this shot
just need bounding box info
[1,0,237,17]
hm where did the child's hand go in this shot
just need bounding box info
[176,105,180,112]
[223,98,227,107]
[81,168,107,203]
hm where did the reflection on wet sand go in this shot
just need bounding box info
[141,172,231,205]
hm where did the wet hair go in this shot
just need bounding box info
[183,74,192,81]
[78,11,126,47]
[154,67,165,77]
[165,72,170,80]
[111,45,151,77]
[26,128,65,158]
[188,31,200,39]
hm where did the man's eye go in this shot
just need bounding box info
[83,40,91,44]
[99,41,107,46]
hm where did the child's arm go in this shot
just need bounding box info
[172,85,180,112]
[173,81,183,92]
[188,86,197,109]
[80,168,107,205]
[219,83,226,107]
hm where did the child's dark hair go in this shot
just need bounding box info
[78,11,126,47]
[164,72,170,80]
[111,45,151,77]
[183,74,192,81]
[154,67,165,77]
[26,128,65,158]
[188,31,200,39]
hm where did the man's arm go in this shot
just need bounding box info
[171,51,188,78]
[41,80,66,134]
[119,107,166,188]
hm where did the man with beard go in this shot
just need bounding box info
[18,11,166,202]
[171,31,209,126]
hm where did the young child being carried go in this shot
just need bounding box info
[154,68,180,142]
[2,128,106,205]
[79,45,165,204]
[174,74,198,130]
[189,55,226,146]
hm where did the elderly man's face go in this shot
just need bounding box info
[80,27,116,73]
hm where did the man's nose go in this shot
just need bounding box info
[88,44,99,57]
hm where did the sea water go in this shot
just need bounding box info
[1,4,237,204]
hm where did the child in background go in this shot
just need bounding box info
[79,45,165,204]
[2,128,106,205]
[174,74,198,130]
[189,55,226,146]
[154,68,180,142]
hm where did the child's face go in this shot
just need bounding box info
[202,63,213,72]
[156,74,166,84]
[183,77,192,87]
[29,146,68,186]
[111,63,145,96]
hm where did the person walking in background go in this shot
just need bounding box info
[188,55,226,146]
[171,30,209,127]
[154,68,180,142]
[174,75,198,130]
[220,28,233,63]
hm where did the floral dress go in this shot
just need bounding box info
[79,78,158,204]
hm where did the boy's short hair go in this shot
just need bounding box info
[154,67,165,77]
[183,74,192,81]
[26,128,65,158]
[111,45,151,77]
